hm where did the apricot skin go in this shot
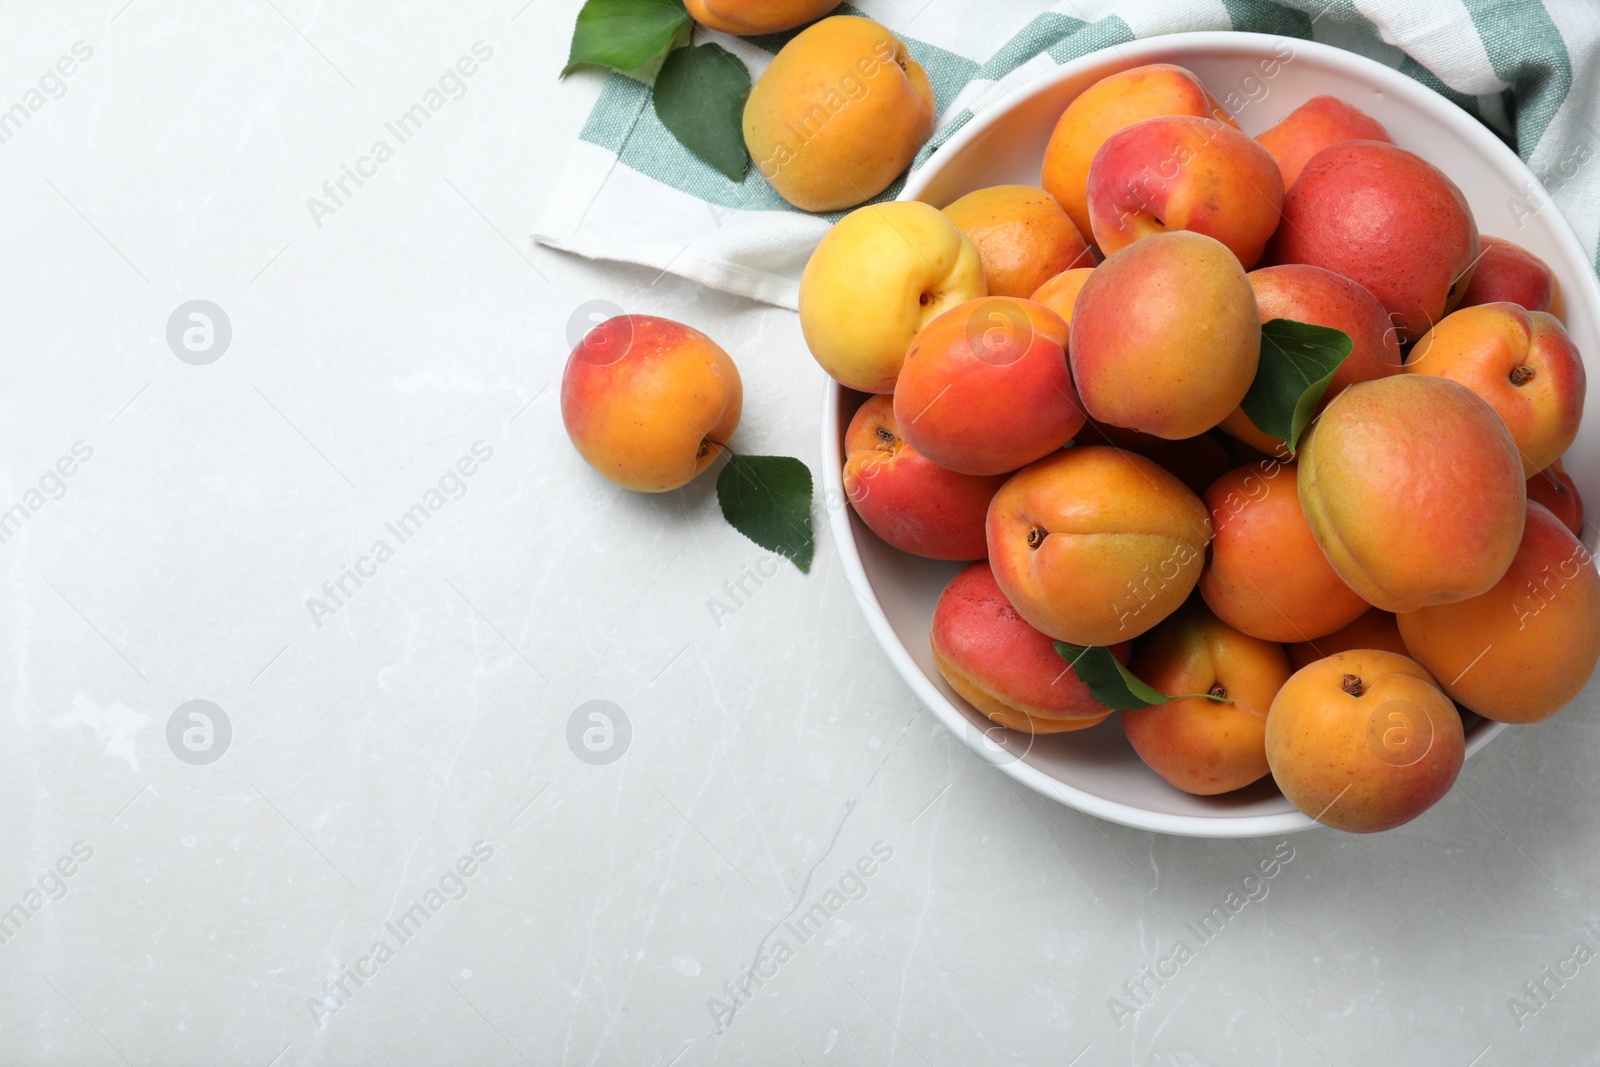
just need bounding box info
[1256,94,1391,189]
[1405,303,1587,477]
[1125,599,1290,795]
[894,298,1081,476]
[841,396,1007,561]
[743,16,934,212]
[560,316,742,493]
[1200,462,1370,643]
[943,186,1092,300]
[1069,231,1260,440]
[1397,503,1600,724]
[1297,375,1526,613]
[686,0,837,35]
[1268,140,1479,343]
[986,446,1212,646]
[1526,460,1584,536]
[1041,63,1237,242]
[1265,650,1464,834]
[931,561,1128,733]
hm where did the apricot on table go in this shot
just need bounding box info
[560,315,742,492]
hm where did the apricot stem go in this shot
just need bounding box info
[699,438,733,459]
[1510,365,1535,386]
[1342,673,1366,697]
[1169,690,1235,705]
[1026,527,1046,549]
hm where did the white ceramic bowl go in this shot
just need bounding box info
[820,31,1600,837]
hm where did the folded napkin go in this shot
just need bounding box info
[536,0,1599,309]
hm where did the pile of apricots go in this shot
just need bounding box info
[805,61,1596,834]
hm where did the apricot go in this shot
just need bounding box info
[687,0,836,35]
[1219,263,1404,456]
[931,561,1129,733]
[1265,650,1464,833]
[1405,303,1587,476]
[1269,140,1479,343]
[1041,64,1236,243]
[1070,231,1259,440]
[1298,375,1526,613]
[842,396,1007,560]
[1286,608,1409,672]
[1397,502,1600,724]
[894,297,1082,476]
[1255,95,1391,189]
[1086,115,1284,267]
[943,185,1092,299]
[560,315,742,492]
[986,446,1211,645]
[1124,599,1290,795]
[1458,236,1563,318]
[1527,459,1584,536]
[1029,266,1095,325]
[1200,461,1369,643]
[744,16,934,212]
[799,200,984,393]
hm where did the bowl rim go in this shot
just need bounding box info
[815,29,1599,837]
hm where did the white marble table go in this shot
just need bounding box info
[2,1,1598,1063]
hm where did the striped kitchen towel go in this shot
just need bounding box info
[534,0,1599,309]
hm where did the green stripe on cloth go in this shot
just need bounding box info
[1460,0,1572,158]
[1399,55,1481,117]
[1219,0,1314,40]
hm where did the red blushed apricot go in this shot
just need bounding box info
[1255,94,1391,189]
[1087,115,1284,268]
[1268,140,1478,343]
[1125,599,1289,795]
[1265,650,1464,833]
[1041,64,1238,244]
[1286,608,1409,672]
[1527,459,1584,536]
[1220,263,1404,455]
[560,315,742,492]
[1200,461,1370,643]
[841,396,1007,560]
[1458,236,1562,318]
[894,297,1083,476]
[1406,303,1587,477]
[931,561,1128,733]
[1297,375,1526,613]
[1397,503,1600,724]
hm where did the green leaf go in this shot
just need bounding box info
[717,454,814,572]
[1239,318,1355,454]
[562,0,692,79]
[652,42,751,181]
[1053,643,1169,711]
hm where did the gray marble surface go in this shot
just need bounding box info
[2,1,1599,1064]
